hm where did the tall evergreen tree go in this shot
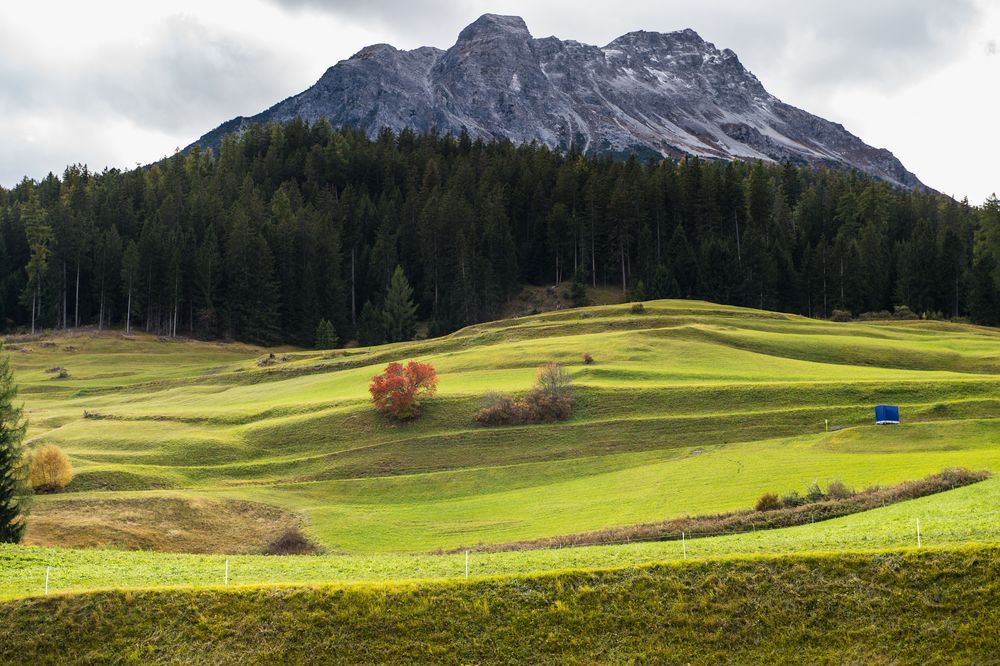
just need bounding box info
[121,241,140,334]
[20,192,51,334]
[383,265,417,343]
[357,301,384,346]
[0,345,29,543]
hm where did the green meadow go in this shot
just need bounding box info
[5,299,1000,597]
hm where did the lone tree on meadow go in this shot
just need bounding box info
[0,345,29,542]
[369,361,438,420]
[315,318,338,349]
[383,266,418,343]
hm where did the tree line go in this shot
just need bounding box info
[0,119,998,346]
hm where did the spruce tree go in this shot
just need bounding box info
[357,301,385,346]
[383,265,417,343]
[0,345,29,543]
[315,318,338,349]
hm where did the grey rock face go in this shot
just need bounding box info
[191,14,923,189]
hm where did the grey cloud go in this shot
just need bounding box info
[0,12,316,185]
[0,14,307,137]
[90,15,303,135]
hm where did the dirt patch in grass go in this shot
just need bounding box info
[23,496,314,555]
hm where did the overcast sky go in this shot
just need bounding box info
[1,1,996,201]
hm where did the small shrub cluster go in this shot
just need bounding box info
[829,309,852,322]
[834,305,923,323]
[758,479,856,510]
[582,352,594,365]
[264,527,324,555]
[754,493,782,512]
[256,353,292,367]
[857,310,892,321]
[30,444,74,493]
[476,363,574,426]
[630,302,646,315]
[369,361,438,420]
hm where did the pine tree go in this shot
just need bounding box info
[357,301,385,346]
[0,344,29,542]
[383,265,417,343]
[121,241,140,334]
[20,192,52,335]
[315,318,338,349]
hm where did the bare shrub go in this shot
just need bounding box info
[534,362,571,399]
[30,445,74,493]
[755,493,782,512]
[780,491,804,508]
[476,363,574,426]
[264,527,324,555]
[630,302,646,315]
[858,310,892,321]
[893,305,918,320]
[829,309,852,322]
[826,479,854,500]
[805,482,826,503]
[582,352,594,365]
[475,392,523,426]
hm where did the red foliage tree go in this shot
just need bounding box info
[369,361,439,419]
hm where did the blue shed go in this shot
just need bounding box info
[875,405,900,425]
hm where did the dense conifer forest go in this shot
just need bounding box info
[1,120,997,345]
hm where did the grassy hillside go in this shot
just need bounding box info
[5,299,1000,662]
[13,300,1000,555]
[4,546,999,665]
[5,471,1000,599]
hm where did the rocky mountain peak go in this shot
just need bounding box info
[190,15,925,190]
[456,14,531,44]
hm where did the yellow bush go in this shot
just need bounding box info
[30,445,73,493]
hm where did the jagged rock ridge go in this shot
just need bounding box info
[191,14,924,189]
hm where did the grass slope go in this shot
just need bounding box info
[3,546,998,665]
[12,300,1000,554]
[5,473,1000,599]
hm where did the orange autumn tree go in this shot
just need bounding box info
[369,361,439,419]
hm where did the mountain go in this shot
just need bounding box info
[190,14,924,189]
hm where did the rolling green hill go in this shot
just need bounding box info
[12,299,1000,557]
[5,299,1000,661]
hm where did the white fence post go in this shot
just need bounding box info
[916,518,922,548]
[465,550,469,579]
[682,532,686,560]
[224,559,229,586]
[44,566,50,595]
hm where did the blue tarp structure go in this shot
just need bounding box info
[875,405,900,425]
